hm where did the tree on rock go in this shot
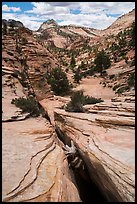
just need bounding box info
[2,22,7,35]
[46,67,70,96]
[70,52,76,70]
[73,68,82,83]
[94,50,111,75]
[129,21,135,47]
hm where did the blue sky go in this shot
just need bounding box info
[2,2,135,31]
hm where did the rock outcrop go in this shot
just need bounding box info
[2,25,58,100]
[2,19,24,28]
[2,70,80,202]
[54,96,135,202]
[2,117,80,202]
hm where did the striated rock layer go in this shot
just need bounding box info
[2,72,80,202]
[2,118,80,202]
[54,96,135,202]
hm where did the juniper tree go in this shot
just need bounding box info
[94,50,111,75]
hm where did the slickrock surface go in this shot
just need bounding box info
[54,96,135,202]
[40,96,70,126]
[2,72,80,202]
[2,117,80,202]
[2,74,28,122]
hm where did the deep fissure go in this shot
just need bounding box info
[55,125,108,202]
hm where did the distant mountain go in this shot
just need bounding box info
[102,9,135,36]
[2,19,24,28]
[34,19,100,48]
[33,9,135,48]
[37,19,58,31]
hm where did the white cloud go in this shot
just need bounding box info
[2,12,42,30]
[79,2,135,15]
[56,13,116,30]
[2,2,135,30]
[106,2,135,15]
[26,2,69,15]
[2,4,21,12]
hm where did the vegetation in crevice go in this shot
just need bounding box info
[65,90,103,112]
[127,72,135,88]
[11,96,45,117]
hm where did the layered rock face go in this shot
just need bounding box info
[2,70,80,202]
[54,95,135,202]
[2,24,58,101]
[2,118,80,202]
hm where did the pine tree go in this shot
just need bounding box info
[129,21,135,47]
[3,23,7,35]
[47,67,70,95]
[74,68,82,83]
[70,53,76,69]
[94,50,111,75]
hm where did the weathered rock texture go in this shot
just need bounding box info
[2,71,80,202]
[54,96,135,202]
[2,118,80,202]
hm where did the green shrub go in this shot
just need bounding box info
[94,50,111,75]
[127,72,135,88]
[101,70,107,76]
[46,67,70,95]
[83,95,103,105]
[116,86,129,94]
[65,90,103,112]
[11,96,44,117]
[124,57,128,64]
[113,84,121,91]
[73,68,82,83]
[118,50,126,58]
[130,58,135,66]
[65,67,69,72]
[2,22,7,35]
[129,21,135,47]
[18,71,28,88]
[109,74,115,80]
[62,60,68,66]
[21,37,28,45]
[70,52,76,69]
[118,37,127,49]
[65,90,85,112]
[110,43,120,52]
[6,50,14,56]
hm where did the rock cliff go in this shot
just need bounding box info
[2,66,80,202]
[54,95,135,202]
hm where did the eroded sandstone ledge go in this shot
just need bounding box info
[2,73,81,202]
[54,98,135,202]
[2,118,81,202]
